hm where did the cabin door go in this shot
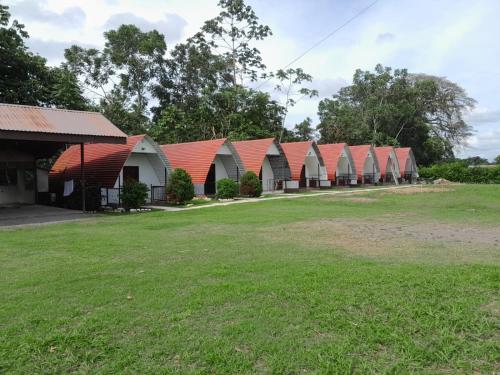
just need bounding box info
[205,164,216,195]
[123,166,139,183]
[299,165,307,188]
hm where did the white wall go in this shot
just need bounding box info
[214,156,229,182]
[114,153,162,197]
[261,156,274,191]
[337,154,351,176]
[303,146,327,187]
[0,164,35,205]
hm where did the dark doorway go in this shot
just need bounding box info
[205,164,216,195]
[123,166,139,183]
[299,165,307,188]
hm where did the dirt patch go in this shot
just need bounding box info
[381,186,455,195]
[257,218,500,264]
[342,197,378,203]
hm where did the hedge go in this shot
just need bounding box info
[419,162,500,184]
[216,178,239,199]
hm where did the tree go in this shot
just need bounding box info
[0,5,52,105]
[166,168,195,204]
[317,65,475,165]
[50,66,89,110]
[150,86,285,143]
[460,156,489,166]
[65,25,167,134]
[200,0,272,86]
[293,117,316,141]
[495,155,500,165]
[274,68,318,141]
[104,25,166,118]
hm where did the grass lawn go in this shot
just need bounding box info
[1,185,499,374]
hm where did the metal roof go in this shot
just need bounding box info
[0,103,127,143]
[232,138,278,174]
[280,141,324,180]
[50,135,148,188]
[161,138,229,184]
[349,145,380,179]
[374,146,398,178]
[317,143,356,180]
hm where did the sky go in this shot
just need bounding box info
[4,0,500,160]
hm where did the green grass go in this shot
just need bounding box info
[1,185,499,374]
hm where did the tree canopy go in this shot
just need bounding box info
[317,65,475,165]
[0,2,478,166]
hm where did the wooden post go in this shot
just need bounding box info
[80,143,86,212]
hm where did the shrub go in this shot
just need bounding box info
[419,162,500,184]
[216,178,238,199]
[166,168,195,204]
[121,180,149,211]
[239,171,262,197]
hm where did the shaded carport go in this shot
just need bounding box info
[0,103,127,212]
[0,205,89,228]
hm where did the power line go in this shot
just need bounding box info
[256,0,380,90]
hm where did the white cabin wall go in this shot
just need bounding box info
[261,156,274,191]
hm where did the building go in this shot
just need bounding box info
[317,143,357,186]
[0,104,126,208]
[395,147,419,183]
[161,138,244,196]
[232,138,291,191]
[50,135,170,206]
[349,145,381,184]
[280,141,328,191]
[374,146,401,184]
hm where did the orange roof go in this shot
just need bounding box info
[318,143,348,180]
[0,103,126,142]
[280,141,319,180]
[161,139,227,184]
[50,135,145,188]
[374,146,396,177]
[232,138,276,174]
[349,145,376,178]
[395,147,415,176]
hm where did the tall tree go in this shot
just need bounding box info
[317,65,475,165]
[0,5,52,105]
[274,68,318,141]
[200,0,272,86]
[64,25,167,134]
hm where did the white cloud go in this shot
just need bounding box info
[10,0,86,28]
[104,12,187,44]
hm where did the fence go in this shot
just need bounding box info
[150,185,166,203]
[363,173,378,184]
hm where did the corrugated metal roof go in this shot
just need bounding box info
[50,135,145,188]
[232,138,276,174]
[280,141,322,180]
[374,146,396,177]
[395,147,418,176]
[0,103,127,139]
[161,139,228,184]
[349,145,378,179]
[318,143,350,180]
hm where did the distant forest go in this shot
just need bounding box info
[0,1,477,165]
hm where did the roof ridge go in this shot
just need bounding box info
[0,103,102,115]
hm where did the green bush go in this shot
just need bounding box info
[121,180,149,211]
[419,162,500,184]
[216,178,238,199]
[166,168,195,204]
[239,171,262,197]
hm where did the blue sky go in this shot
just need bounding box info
[5,0,500,160]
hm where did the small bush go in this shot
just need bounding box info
[166,168,195,204]
[216,178,238,199]
[239,171,262,197]
[419,162,500,184]
[121,180,149,211]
